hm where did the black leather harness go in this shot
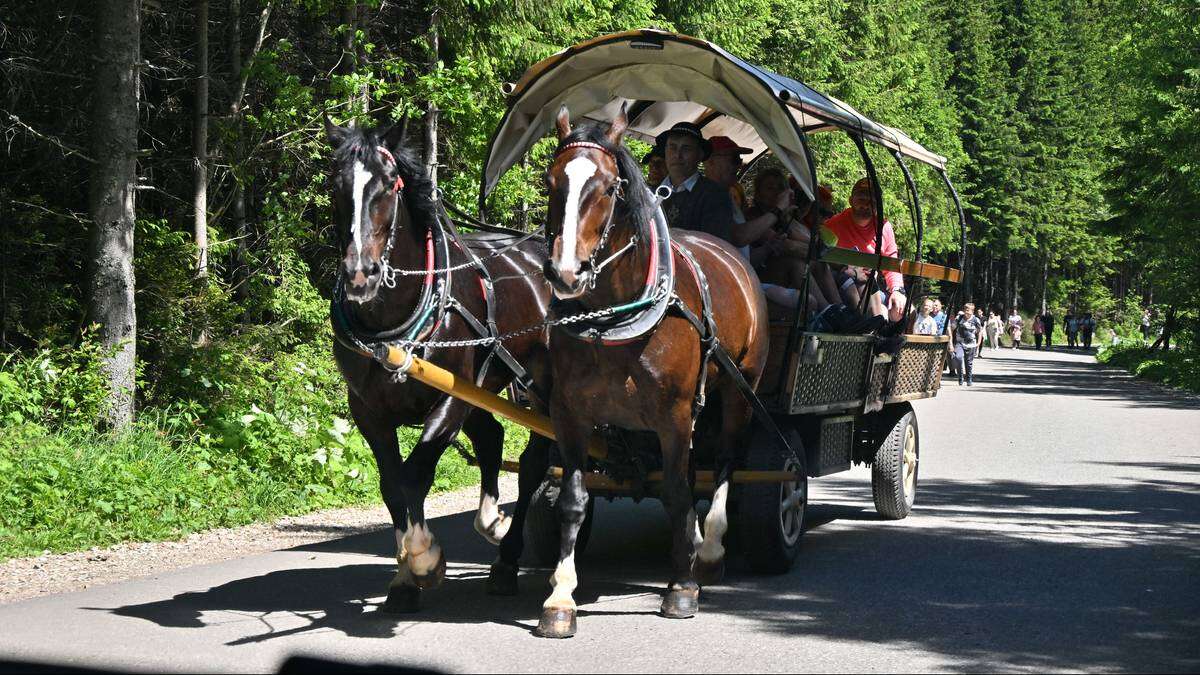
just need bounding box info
[330,192,537,394]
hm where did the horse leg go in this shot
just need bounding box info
[348,394,417,613]
[400,396,473,590]
[463,409,510,546]
[488,433,552,596]
[658,406,702,619]
[535,425,589,638]
[694,380,754,587]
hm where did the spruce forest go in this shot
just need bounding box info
[1,1,1196,555]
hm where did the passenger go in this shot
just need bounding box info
[749,173,841,309]
[643,144,667,188]
[703,136,790,250]
[655,122,734,244]
[932,299,948,335]
[823,178,907,322]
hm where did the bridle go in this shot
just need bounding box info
[552,141,633,289]
[372,146,407,288]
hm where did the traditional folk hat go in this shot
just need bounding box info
[708,135,753,156]
[655,122,712,160]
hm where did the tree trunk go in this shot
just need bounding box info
[1151,306,1176,351]
[1004,251,1013,311]
[193,0,209,282]
[228,1,270,308]
[355,2,369,109]
[229,0,248,305]
[339,2,357,109]
[423,9,439,187]
[87,0,140,428]
[1040,253,1048,314]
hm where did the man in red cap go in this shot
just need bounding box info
[655,122,734,243]
[704,135,795,248]
[823,177,906,321]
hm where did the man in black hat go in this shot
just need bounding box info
[655,122,734,244]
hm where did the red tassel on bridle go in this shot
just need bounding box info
[376,146,405,193]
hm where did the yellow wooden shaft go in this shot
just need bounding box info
[379,345,607,460]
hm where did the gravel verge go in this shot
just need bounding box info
[1,475,514,605]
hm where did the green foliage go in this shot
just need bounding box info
[0,332,113,429]
[1098,343,1200,394]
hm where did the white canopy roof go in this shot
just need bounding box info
[481,29,949,204]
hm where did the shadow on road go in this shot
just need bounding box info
[100,465,1200,672]
[971,353,1199,410]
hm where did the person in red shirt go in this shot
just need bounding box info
[823,178,906,321]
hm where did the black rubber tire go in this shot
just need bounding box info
[736,423,806,574]
[871,404,919,520]
[525,474,594,567]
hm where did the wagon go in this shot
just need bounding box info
[381,29,966,573]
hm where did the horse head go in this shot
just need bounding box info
[543,104,650,300]
[324,116,421,303]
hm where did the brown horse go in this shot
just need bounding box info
[534,106,769,637]
[323,118,553,611]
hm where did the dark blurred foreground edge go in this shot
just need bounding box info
[0,657,442,674]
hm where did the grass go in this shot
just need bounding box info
[1097,342,1200,394]
[0,414,531,561]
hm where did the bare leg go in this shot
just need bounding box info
[464,409,511,545]
[488,434,552,595]
[694,381,753,586]
[348,393,416,613]
[399,396,474,589]
[536,420,590,638]
[658,403,702,619]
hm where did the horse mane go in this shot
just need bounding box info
[331,125,439,234]
[556,123,654,238]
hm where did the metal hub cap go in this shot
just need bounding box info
[902,423,918,498]
[779,456,804,546]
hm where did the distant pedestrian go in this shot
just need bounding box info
[953,302,983,386]
[1033,314,1045,350]
[1006,309,1023,348]
[1080,313,1096,349]
[1042,312,1055,348]
[1066,314,1079,348]
[1141,308,1152,341]
[985,311,1003,351]
[974,308,987,358]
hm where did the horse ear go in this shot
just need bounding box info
[606,102,629,144]
[555,105,571,140]
[382,123,407,154]
[324,114,350,149]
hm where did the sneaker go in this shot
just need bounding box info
[967,379,973,386]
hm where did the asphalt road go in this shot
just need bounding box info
[2,347,1198,673]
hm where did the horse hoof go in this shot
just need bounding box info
[692,558,725,587]
[474,513,511,546]
[382,585,420,614]
[659,588,699,619]
[535,608,577,638]
[486,559,519,596]
[410,552,446,590]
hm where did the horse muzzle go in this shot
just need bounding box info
[344,261,382,303]
[542,259,589,299]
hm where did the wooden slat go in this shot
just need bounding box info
[819,246,963,283]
